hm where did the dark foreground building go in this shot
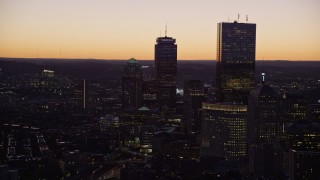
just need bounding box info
[248,83,281,144]
[183,80,205,134]
[122,58,142,110]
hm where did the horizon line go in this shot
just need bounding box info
[0,57,320,62]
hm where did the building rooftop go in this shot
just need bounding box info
[128,58,137,64]
[138,106,150,111]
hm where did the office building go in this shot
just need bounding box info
[248,83,281,144]
[139,125,155,154]
[122,58,142,110]
[71,79,88,111]
[282,92,307,124]
[289,150,320,180]
[155,34,177,114]
[201,103,248,160]
[42,69,54,78]
[249,143,284,179]
[216,22,256,104]
[152,132,200,160]
[142,79,159,109]
[304,88,320,123]
[309,102,320,123]
[183,80,205,134]
[284,122,320,151]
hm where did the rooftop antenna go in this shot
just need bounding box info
[262,57,265,83]
[246,15,248,22]
[165,22,167,37]
[83,79,86,109]
[238,13,240,22]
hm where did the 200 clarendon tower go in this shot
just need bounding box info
[216,21,256,104]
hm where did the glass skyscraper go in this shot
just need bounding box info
[122,58,143,109]
[216,22,256,104]
[201,21,256,160]
[155,35,177,114]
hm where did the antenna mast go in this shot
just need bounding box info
[262,57,265,83]
[165,22,167,37]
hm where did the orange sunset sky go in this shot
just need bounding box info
[0,0,319,60]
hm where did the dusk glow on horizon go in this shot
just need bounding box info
[1,0,319,60]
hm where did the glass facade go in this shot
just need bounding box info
[216,22,256,104]
[155,36,177,113]
[201,103,248,160]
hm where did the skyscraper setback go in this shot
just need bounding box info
[216,21,256,104]
[201,21,256,160]
[155,34,177,114]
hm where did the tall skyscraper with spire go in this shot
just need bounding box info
[216,21,256,104]
[154,27,177,115]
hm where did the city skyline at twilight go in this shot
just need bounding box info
[1,0,319,61]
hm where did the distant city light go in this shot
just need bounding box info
[176,88,183,95]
